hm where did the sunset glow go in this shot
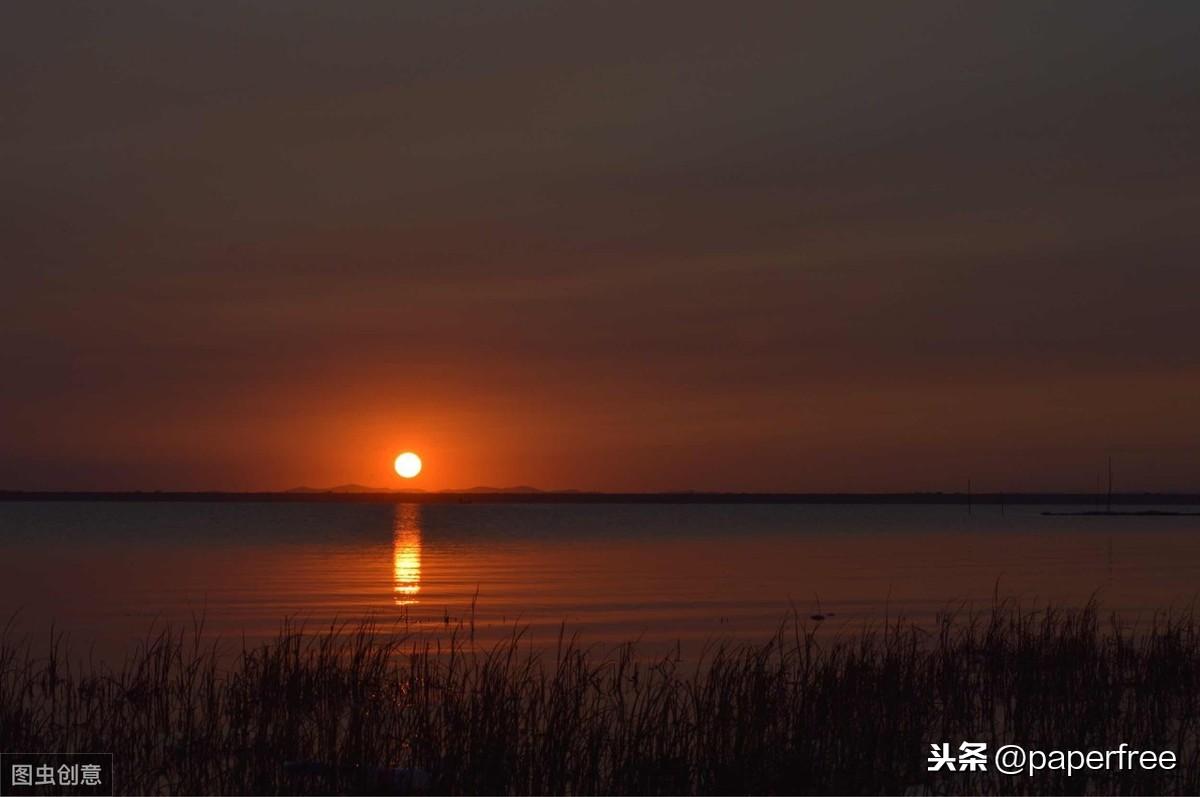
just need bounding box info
[2,4,1198,497]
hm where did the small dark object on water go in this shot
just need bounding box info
[1042,510,1200,517]
[810,612,835,621]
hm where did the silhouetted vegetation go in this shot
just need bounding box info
[3,602,1199,794]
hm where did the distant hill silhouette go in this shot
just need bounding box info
[284,484,547,494]
[5,490,1200,505]
[286,484,424,494]
[456,485,544,494]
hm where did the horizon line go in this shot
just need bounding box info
[2,489,1200,506]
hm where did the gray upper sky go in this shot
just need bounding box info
[3,2,1199,491]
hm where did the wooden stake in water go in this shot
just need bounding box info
[1107,456,1113,514]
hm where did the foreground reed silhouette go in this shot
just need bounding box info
[3,601,1200,795]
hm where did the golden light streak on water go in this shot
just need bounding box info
[392,503,422,605]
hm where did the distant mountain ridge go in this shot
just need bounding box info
[457,485,543,494]
[286,484,422,494]
[285,484,546,494]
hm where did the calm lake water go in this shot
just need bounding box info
[3,501,1200,659]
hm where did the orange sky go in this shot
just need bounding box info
[2,2,1199,492]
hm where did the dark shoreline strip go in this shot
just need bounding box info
[3,490,1200,506]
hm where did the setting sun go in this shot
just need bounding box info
[394,451,422,479]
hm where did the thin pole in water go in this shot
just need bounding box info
[1106,456,1113,514]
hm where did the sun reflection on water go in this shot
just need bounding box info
[392,503,422,605]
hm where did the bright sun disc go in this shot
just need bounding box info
[394,452,422,479]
